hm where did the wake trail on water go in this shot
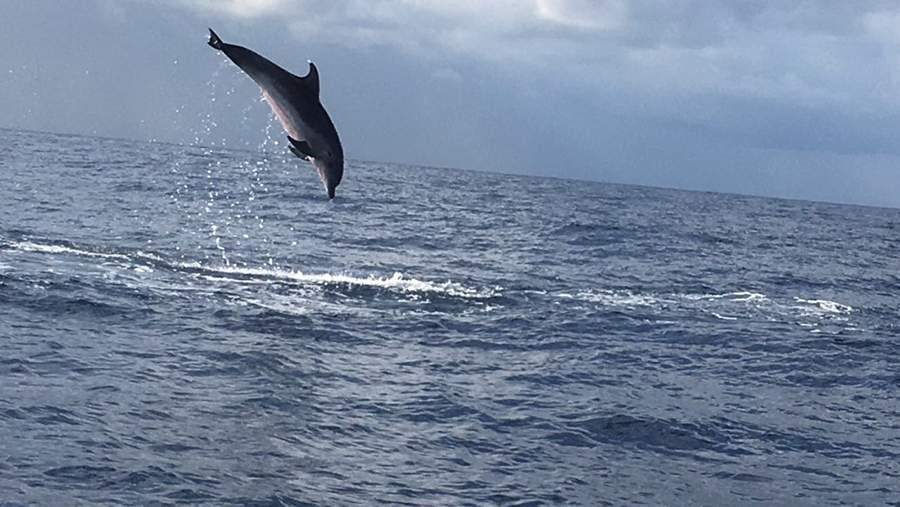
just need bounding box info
[1,238,499,303]
[2,237,859,331]
[555,288,856,333]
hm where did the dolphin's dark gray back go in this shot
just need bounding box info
[208,29,344,199]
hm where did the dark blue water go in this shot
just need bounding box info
[1,127,899,505]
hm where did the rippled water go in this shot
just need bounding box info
[1,128,899,505]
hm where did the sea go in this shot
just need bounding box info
[1,126,898,506]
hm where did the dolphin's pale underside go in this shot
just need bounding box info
[207,29,344,199]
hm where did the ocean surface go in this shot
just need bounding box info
[1,126,899,506]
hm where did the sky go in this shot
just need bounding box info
[2,0,900,208]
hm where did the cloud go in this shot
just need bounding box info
[430,67,463,84]
[176,0,291,18]
[156,0,900,163]
[535,0,626,30]
[165,0,900,108]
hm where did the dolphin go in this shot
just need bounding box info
[207,28,344,199]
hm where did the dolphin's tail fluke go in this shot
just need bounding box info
[207,28,224,50]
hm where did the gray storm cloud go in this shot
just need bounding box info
[162,0,900,111]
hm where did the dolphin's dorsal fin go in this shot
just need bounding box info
[298,61,319,98]
[287,136,315,159]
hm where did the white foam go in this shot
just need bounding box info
[559,289,657,307]
[793,298,853,314]
[11,241,130,260]
[184,264,499,299]
[9,240,497,300]
[688,291,768,303]
[134,251,165,262]
[557,288,854,329]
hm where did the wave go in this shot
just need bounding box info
[557,288,854,325]
[4,239,499,300]
[188,264,499,299]
[793,298,853,315]
[686,291,769,303]
[8,240,131,261]
[557,289,657,307]
[2,238,853,317]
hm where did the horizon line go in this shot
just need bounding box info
[1,124,897,212]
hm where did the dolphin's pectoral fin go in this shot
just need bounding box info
[297,61,319,98]
[288,145,306,159]
[287,136,315,159]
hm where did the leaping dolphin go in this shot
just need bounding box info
[207,28,344,199]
